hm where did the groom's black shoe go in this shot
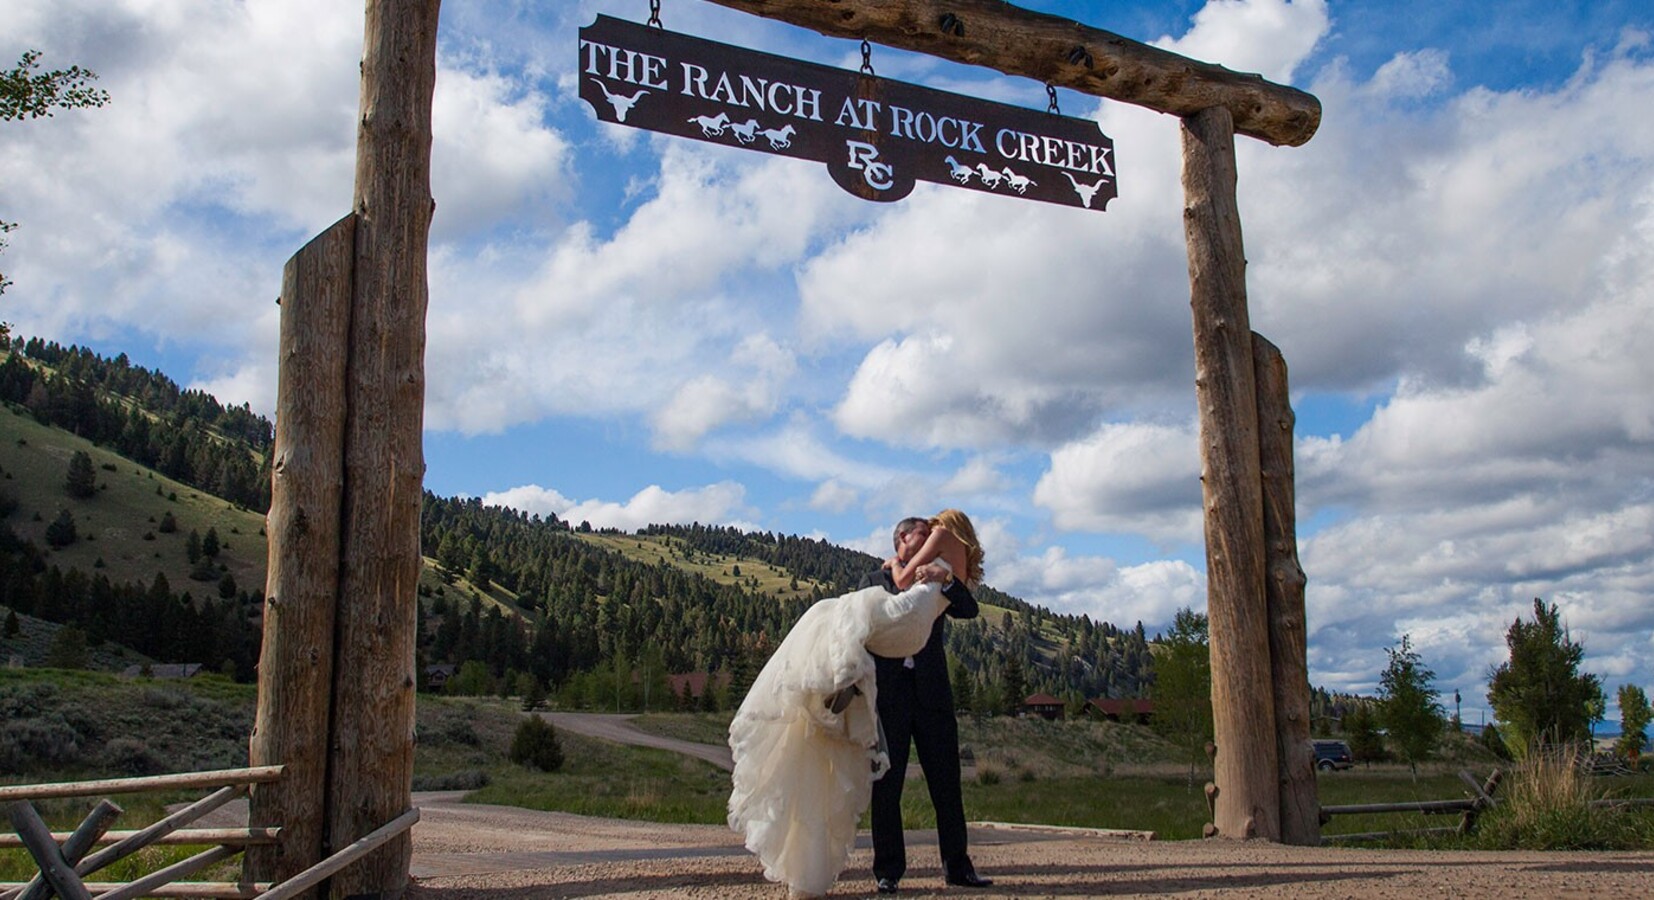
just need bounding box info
[943,858,993,888]
[875,877,900,893]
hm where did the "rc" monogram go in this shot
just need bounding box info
[844,141,895,191]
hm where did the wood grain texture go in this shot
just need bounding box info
[1254,332,1317,846]
[1181,105,1279,841]
[247,214,354,888]
[703,0,1321,146]
[326,1,440,896]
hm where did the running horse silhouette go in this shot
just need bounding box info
[688,112,731,137]
[974,163,1004,189]
[1063,171,1112,209]
[729,119,762,144]
[1001,168,1037,194]
[944,156,975,184]
[760,124,796,149]
[589,79,648,123]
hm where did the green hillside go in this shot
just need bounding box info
[0,334,1160,709]
[0,404,267,595]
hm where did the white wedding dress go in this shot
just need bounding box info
[727,569,952,897]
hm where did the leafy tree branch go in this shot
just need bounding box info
[1,50,110,121]
[2,50,112,294]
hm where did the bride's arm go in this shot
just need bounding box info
[890,528,960,589]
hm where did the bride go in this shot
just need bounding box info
[727,511,982,898]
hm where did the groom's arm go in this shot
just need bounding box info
[942,579,978,620]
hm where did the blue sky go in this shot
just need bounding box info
[5,0,1653,727]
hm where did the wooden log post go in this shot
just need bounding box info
[325,1,440,896]
[702,0,1321,146]
[7,803,93,900]
[1181,105,1279,841]
[1253,333,1316,845]
[247,215,355,888]
[10,799,118,900]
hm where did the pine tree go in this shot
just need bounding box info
[1344,702,1385,763]
[1617,684,1650,764]
[201,527,220,558]
[951,659,975,715]
[1001,653,1026,716]
[65,450,96,498]
[44,508,77,548]
[1486,598,1604,755]
[46,624,89,668]
[3,608,19,638]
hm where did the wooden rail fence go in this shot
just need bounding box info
[1319,769,1503,844]
[0,767,417,900]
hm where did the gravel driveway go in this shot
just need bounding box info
[405,712,1654,899]
[408,790,1654,899]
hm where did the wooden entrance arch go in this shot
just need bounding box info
[249,1,1322,896]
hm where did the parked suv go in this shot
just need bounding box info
[1312,739,1354,771]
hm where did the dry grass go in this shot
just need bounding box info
[1476,744,1654,849]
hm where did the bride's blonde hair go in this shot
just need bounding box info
[931,508,984,586]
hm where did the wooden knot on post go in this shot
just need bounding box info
[938,13,964,36]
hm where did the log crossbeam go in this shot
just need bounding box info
[703,0,1320,146]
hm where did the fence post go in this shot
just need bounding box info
[325,1,441,896]
[248,214,355,888]
[1255,334,1317,845]
[1182,105,1279,840]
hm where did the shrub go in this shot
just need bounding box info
[510,716,564,772]
[412,769,491,791]
[0,714,83,774]
[102,737,166,775]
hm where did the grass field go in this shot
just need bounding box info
[623,712,1654,846]
[0,404,268,598]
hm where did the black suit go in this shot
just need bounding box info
[861,568,979,884]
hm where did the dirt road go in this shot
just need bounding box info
[537,712,733,771]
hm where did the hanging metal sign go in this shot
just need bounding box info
[578,15,1116,212]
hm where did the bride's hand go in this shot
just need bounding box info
[915,563,950,583]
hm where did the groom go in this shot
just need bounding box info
[862,517,992,893]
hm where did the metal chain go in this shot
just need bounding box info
[1046,82,1061,116]
[860,38,875,77]
[647,0,662,28]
